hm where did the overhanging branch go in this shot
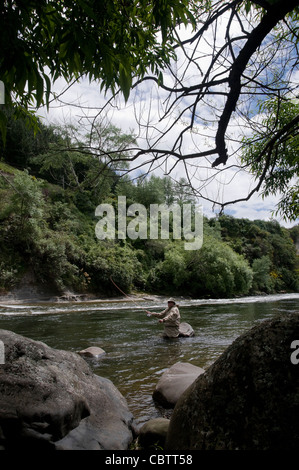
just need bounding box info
[213,0,299,167]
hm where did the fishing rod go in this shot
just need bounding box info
[110,276,151,315]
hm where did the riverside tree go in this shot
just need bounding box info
[0,0,196,138]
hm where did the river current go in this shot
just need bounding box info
[0,293,298,426]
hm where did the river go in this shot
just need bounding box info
[0,293,298,426]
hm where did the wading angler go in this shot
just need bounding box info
[95,196,203,250]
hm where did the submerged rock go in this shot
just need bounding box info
[0,329,133,450]
[137,418,170,449]
[78,346,106,358]
[166,313,299,450]
[153,362,205,408]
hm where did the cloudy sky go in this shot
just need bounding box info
[38,78,296,229]
[38,13,298,229]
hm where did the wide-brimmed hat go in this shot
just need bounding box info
[167,298,176,304]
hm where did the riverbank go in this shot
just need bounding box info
[1,284,298,308]
[0,268,166,305]
[0,286,170,306]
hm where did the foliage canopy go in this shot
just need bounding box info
[0,0,196,122]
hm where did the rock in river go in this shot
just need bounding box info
[78,346,106,358]
[137,417,170,449]
[0,329,133,450]
[178,322,194,337]
[153,362,205,408]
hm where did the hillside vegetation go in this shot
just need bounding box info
[0,111,298,298]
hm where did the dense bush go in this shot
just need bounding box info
[184,237,253,298]
[0,118,298,298]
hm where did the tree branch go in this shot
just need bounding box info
[218,112,299,210]
[213,0,299,167]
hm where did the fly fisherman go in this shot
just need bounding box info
[146,298,181,338]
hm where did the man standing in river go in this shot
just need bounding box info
[146,298,181,338]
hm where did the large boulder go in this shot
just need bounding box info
[153,362,205,408]
[166,313,299,450]
[0,329,133,450]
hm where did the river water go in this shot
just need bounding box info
[0,293,298,426]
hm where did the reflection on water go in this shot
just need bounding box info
[0,293,298,425]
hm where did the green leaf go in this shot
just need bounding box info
[35,73,44,108]
[119,62,132,102]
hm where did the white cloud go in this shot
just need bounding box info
[38,77,298,228]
